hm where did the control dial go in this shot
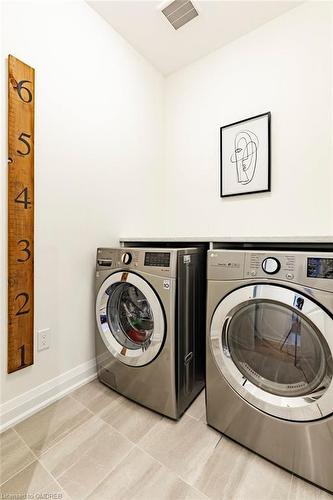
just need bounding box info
[262,257,280,274]
[121,252,132,265]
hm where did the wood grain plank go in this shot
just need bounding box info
[8,54,35,373]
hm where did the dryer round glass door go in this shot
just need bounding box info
[96,272,165,367]
[210,284,333,421]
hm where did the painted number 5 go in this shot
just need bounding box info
[17,133,31,156]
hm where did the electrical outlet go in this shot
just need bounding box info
[37,328,51,351]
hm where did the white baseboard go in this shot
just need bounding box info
[0,359,97,433]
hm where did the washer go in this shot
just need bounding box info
[95,247,205,419]
[206,249,333,492]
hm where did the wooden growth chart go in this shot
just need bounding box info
[8,55,35,373]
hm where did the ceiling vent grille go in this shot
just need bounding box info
[161,0,198,30]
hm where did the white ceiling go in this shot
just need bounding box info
[88,1,301,75]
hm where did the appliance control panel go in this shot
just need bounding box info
[96,248,140,269]
[208,250,333,291]
[96,247,178,278]
[245,253,296,280]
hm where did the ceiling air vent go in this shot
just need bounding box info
[161,0,198,30]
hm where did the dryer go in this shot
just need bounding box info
[95,247,205,419]
[206,249,333,492]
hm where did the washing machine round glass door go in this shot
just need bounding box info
[96,271,165,367]
[210,284,333,421]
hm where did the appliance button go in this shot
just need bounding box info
[286,273,294,280]
[262,257,280,274]
[121,252,132,265]
[250,270,257,276]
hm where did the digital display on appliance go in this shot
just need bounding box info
[144,252,170,267]
[307,258,333,279]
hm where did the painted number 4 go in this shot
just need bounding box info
[15,187,31,209]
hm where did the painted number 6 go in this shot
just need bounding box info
[17,80,32,103]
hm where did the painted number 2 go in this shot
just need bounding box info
[15,292,30,316]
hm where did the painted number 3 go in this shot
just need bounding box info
[17,239,31,262]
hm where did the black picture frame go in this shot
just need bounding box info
[220,112,271,198]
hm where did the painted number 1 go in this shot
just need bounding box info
[18,345,26,367]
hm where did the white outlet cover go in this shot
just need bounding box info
[37,328,51,351]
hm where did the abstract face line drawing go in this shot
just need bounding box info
[230,130,259,185]
[220,112,271,197]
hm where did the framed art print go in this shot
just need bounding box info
[220,112,271,197]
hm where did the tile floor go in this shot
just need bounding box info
[1,380,332,500]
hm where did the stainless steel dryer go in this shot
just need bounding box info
[206,249,333,492]
[95,247,205,419]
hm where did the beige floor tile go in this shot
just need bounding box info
[40,416,133,499]
[71,379,120,414]
[195,436,292,500]
[87,446,207,500]
[186,390,206,421]
[8,379,327,500]
[0,428,35,485]
[139,414,220,485]
[288,475,333,499]
[99,396,162,443]
[15,396,92,456]
[0,461,65,498]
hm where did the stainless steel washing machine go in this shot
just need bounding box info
[206,249,333,492]
[95,247,205,419]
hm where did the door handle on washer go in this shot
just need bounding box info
[222,316,232,355]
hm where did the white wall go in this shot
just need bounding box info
[163,2,333,237]
[0,1,164,407]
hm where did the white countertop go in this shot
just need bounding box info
[120,236,333,243]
